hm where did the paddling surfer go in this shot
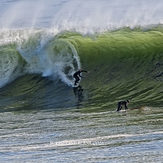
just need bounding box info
[73,69,89,86]
[116,100,130,111]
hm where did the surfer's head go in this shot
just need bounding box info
[127,100,130,103]
[79,68,82,71]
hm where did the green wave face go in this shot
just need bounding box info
[0,44,25,88]
[0,27,163,110]
[62,27,163,108]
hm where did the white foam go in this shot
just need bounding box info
[2,131,163,152]
[15,31,81,86]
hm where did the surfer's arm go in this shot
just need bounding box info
[81,70,89,76]
[79,70,89,78]
[79,74,84,78]
[82,70,88,73]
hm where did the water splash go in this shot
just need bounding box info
[0,0,163,31]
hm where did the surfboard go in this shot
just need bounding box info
[73,78,81,87]
[73,83,80,88]
[120,110,127,112]
[116,106,146,112]
[129,106,146,110]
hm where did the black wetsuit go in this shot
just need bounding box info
[73,70,88,85]
[116,101,129,111]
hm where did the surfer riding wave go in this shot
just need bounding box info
[73,69,89,86]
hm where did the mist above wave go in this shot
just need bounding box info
[0,0,163,32]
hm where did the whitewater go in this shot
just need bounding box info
[0,0,163,162]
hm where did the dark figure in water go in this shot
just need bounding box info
[73,69,88,85]
[73,85,84,100]
[116,100,130,111]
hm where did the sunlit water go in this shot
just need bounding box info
[0,0,163,162]
[1,107,163,162]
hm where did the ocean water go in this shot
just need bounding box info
[0,0,163,162]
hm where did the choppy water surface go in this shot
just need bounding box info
[0,106,163,163]
[0,0,163,162]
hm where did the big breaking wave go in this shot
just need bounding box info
[0,0,163,111]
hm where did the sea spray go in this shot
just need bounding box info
[0,1,163,162]
[18,32,81,86]
[0,0,163,31]
[0,29,81,87]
